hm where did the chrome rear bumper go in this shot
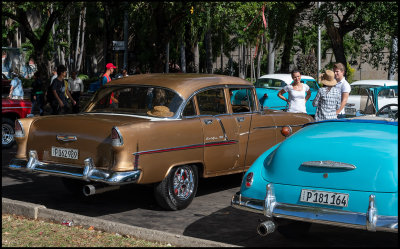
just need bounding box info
[231,183,398,233]
[8,150,141,185]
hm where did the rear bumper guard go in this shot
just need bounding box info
[231,183,398,233]
[9,150,141,185]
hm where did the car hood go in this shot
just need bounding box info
[261,120,398,192]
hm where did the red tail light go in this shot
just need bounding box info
[245,172,253,188]
[14,120,24,137]
[111,127,123,146]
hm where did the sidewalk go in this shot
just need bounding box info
[2,197,238,247]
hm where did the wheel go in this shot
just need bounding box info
[154,165,198,211]
[2,118,15,149]
[276,219,312,239]
[376,104,398,119]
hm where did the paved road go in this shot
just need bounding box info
[2,146,398,247]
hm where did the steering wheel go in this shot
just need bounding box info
[376,104,398,119]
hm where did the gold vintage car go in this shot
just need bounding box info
[9,74,313,210]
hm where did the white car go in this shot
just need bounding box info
[345,80,398,116]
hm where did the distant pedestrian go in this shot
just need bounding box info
[122,69,128,77]
[51,65,76,115]
[50,67,58,85]
[313,70,341,122]
[277,69,311,113]
[30,71,45,116]
[101,63,116,85]
[333,62,351,118]
[68,71,84,113]
[9,68,24,100]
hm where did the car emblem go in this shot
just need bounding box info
[56,135,77,142]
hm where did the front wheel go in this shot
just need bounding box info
[2,118,15,149]
[154,165,198,211]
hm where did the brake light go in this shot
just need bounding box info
[111,127,123,146]
[245,172,253,188]
[14,120,24,137]
[281,126,292,137]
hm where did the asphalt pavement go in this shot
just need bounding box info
[2,146,398,247]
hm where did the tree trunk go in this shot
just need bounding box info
[267,40,275,74]
[192,42,199,73]
[67,13,71,73]
[123,3,128,70]
[256,34,263,79]
[74,8,83,72]
[279,14,296,73]
[77,7,86,73]
[220,36,223,73]
[165,42,169,73]
[180,40,186,73]
[325,17,347,69]
[205,31,213,74]
[388,36,398,80]
[103,3,111,69]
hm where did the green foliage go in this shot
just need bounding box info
[78,74,89,81]
[296,53,317,79]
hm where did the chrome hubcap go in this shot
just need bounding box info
[172,167,194,200]
[2,123,14,145]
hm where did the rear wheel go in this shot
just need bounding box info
[154,165,198,211]
[2,118,15,149]
[276,219,312,239]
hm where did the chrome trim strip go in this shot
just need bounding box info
[8,152,141,185]
[215,117,228,141]
[56,135,77,142]
[253,126,277,130]
[253,124,304,130]
[14,120,25,138]
[2,106,32,109]
[301,161,356,170]
[231,192,398,233]
[111,126,124,146]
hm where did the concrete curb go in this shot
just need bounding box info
[2,198,238,247]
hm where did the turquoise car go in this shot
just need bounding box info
[231,118,398,237]
[234,74,320,116]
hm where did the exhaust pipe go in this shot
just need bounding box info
[83,184,120,196]
[257,220,276,236]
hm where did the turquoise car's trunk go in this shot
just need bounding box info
[261,121,398,193]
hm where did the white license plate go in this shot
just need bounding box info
[51,146,79,160]
[345,107,356,116]
[300,189,349,207]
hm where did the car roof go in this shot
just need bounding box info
[351,80,398,87]
[258,74,315,84]
[107,73,252,99]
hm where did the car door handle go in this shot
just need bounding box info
[204,119,213,125]
[236,117,245,122]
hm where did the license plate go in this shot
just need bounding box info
[300,189,349,207]
[51,146,79,160]
[345,107,356,116]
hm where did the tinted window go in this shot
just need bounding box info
[197,88,226,115]
[182,98,196,116]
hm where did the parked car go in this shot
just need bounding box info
[231,118,398,237]
[249,74,319,115]
[2,74,32,149]
[8,74,313,210]
[345,80,398,116]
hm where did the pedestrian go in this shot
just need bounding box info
[50,67,58,85]
[51,65,76,115]
[312,70,341,122]
[68,71,84,113]
[30,71,45,116]
[121,69,128,77]
[101,63,116,85]
[277,69,311,113]
[333,62,351,118]
[8,68,24,100]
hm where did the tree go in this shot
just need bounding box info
[3,2,71,84]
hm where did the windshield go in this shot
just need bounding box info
[84,85,183,117]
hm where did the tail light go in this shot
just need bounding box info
[111,127,123,146]
[281,126,292,137]
[14,120,24,137]
[245,172,254,188]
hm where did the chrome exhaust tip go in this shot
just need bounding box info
[82,184,120,196]
[257,220,276,236]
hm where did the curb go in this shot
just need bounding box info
[2,198,238,247]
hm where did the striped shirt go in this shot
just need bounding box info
[312,87,341,121]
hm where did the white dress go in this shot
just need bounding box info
[283,84,310,113]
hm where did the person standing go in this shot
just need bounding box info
[50,67,58,85]
[333,62,351,118]
[9,68,24,100]
[121,69,128,77]
[30,71,45,116]
[68,71,84,113]
[51,65,76,115]
[313,70,341,121]
[277,70,311,113]
[101,63,116,85]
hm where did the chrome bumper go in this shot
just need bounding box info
[8,150,141,185]
[231,183,398,233]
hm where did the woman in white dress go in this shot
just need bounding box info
[277,70,311,113]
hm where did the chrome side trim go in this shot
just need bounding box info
[253,124,304,130]
[301,161,356,170]
[231,191,398,233]
[8,151,141,185]
[215,117,228,141]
